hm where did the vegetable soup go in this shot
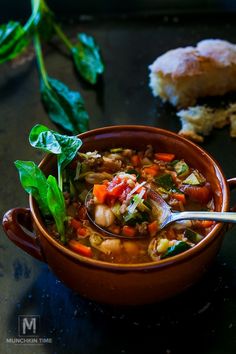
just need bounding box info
[47,145,215,263]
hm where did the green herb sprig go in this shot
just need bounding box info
[0,0,104,134]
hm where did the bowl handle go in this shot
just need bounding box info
[2,208,45,262]
[228,178,236,212]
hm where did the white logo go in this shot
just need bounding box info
[18,316,40,337]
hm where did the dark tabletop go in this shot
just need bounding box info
[1,10,236,354]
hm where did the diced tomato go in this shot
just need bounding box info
[68,240,92,257]
[131,155,141,167]
[70,218,82,229]
[155,153,175,162]
[122,225,136,237]
[105,195,117,207]
[183,183,212,204]
[77,227,88,237]
[172,193,186,203]
[148,221,159,237]
[107,181,125,197]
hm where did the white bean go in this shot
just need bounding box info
[100,239,121,255]
[94,204,115,227]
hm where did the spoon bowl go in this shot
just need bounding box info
[85,188,236,239]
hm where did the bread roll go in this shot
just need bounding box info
[149,39,236,107]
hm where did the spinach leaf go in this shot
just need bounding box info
[40,76,89,134]
[29,124,82,169]
[14,160,50,216]
[72,33,104,84]
[0,21,29,64]
[47,175,66,243]
[29,124,83,189]
[161,241,191,259]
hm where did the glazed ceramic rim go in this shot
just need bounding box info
[30,125,229,271]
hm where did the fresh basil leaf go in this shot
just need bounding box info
[40,76,89,134]
[0,21,29,63]
[14,160,50,216]
[161,241,191,259]
[29,124,82,170]
[47,175,66,243]
[72,33,104,84]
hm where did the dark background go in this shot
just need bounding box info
[1,1,236,354]
[2,0,236,21]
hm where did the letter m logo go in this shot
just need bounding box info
[18,315,40,337]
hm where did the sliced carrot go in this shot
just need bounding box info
[77,227,88,237]
[131,155,141,167]
[68,240,92,257]
[155,153,175,162]
[172,193,186,203]
[148,221,159,236]
[93,184,108,203]
[71,218,82,229]
[143,164,159,177]
[122,225,136,237]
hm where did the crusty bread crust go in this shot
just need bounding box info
[149,39,236,107]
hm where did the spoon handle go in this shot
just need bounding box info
[170,211,236,224]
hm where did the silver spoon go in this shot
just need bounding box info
[85,189,236,239]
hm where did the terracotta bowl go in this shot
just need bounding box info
[2,126,236,305]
